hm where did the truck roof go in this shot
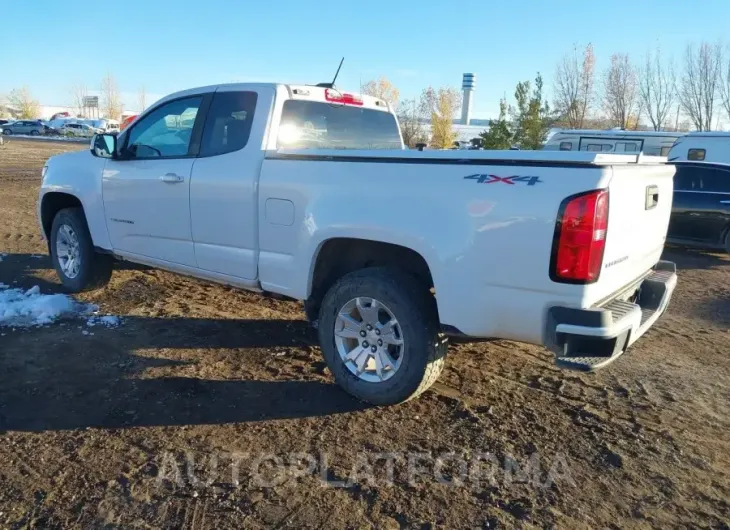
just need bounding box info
[156,82,392,113]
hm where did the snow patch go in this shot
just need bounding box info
[0,284,82,327]
[0,252,6,262]
[9,134,88,143]
[0,284,119,328]
[86,315,121,328]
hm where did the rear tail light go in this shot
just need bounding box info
[550,189,609,284]
[324,89,363,106]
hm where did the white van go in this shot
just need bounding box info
[84,119,120,134]
[544,130,683,156]
[667,132,730,163]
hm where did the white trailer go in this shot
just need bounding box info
[544,130,684,156]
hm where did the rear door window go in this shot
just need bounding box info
[199,91,258,156]
[277,100,402,149]
[675,165,730,192]
[698,166,730,192]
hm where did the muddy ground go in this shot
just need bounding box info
[0,139,728,529]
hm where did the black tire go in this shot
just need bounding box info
[3,129,11,135]
[50,207,113,292]
[318,267,447,405]
[30,130,40,136]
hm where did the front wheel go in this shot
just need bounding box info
[318,268,447,405]
[30,130,40,136]
[50,207,113,292]
[3,129,11,135]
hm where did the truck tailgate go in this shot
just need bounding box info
[584,163,675,306]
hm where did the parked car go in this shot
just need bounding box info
[105,120,120,134]
[668,162,730,253]
[60,123,101,137]
[2,120,44,135]
[42,124,62,136]
[38,82,678,405]
[0,119,13,126]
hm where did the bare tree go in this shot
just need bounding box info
[361,76,400,107]
[638,48,676,130]
[397,98,428,148]
[100,74,122,120]
[717,45,730,124]
[602,53,639,129]
[138,85,147,112]
[70,84,89,117]
[678,42,721,131]
[8,86,40,119]
[553,43,595,128]
[421,86,461,149]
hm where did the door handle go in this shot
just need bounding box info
[160,173,184,183]
[645,185,659,210]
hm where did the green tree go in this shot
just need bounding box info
[479,99,513,149]
[512,73,551,150]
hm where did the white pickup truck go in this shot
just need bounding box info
[37,83,678,405]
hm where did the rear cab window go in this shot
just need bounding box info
[277,99,402,149]
[200,91,258,156]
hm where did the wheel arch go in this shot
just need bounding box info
[304,237,437,322]
[40,192,85,242]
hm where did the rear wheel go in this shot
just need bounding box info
[50,208,113,292]
[30,130,40,136]
[318,267,447,405]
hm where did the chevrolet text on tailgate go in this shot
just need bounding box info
[37,82,678,405]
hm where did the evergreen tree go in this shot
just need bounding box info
[512,73,551,150]
[479,99,513,149]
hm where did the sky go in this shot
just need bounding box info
[3,0,730,119]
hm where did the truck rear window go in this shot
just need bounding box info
[278,100,402,150]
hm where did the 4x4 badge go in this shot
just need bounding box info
[464,174,542,186]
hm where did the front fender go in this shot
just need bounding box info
[38,150,112,250]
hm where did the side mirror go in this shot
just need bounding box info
[90,133,117,159]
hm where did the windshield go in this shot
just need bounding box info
[278,100,402,150]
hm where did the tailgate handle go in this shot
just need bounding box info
[645,185,659,210]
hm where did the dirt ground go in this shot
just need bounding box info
[0,139,728,529]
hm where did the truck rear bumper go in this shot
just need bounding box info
[546,260,677,371]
